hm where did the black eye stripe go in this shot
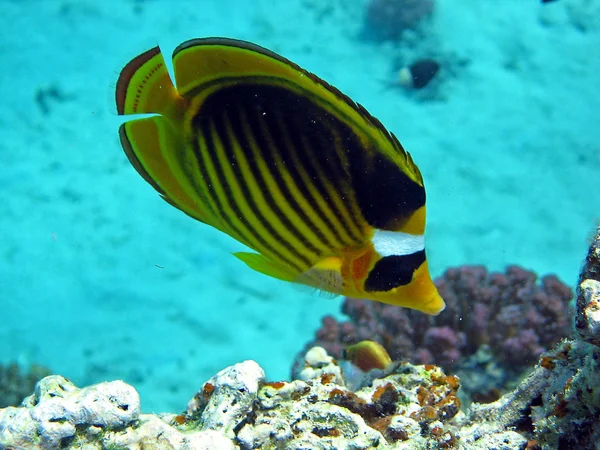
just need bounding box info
[364,251,426,292]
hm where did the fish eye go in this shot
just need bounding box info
[364,252,426,292]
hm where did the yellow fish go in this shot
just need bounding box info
[116,37,444,315]
[343,340,393,372]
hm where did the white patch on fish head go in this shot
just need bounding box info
[371,229,424,257]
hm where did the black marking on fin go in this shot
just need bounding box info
[116,46,161,115]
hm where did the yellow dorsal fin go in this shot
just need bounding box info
[116,46,181,117]
[171,38,318,99]
[169,38,423,184]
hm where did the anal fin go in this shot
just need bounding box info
[233,252,299,282]
[119,116,209,224]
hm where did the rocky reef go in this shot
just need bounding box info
[0,350,465,449]
[300,264,573,404]
[0,363,50,408]
[0,226,598,449]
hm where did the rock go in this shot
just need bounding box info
[296,345,345,386]
[109,416,236,450]
[462,339,600,449]
[0,375,237,450]
[236,355,461,449]
[0,375,139,449]
[1,339,599,449]
[459,430,527,450]
[576,225,600,346]
[0,354,463,449]
[186,360,264,439]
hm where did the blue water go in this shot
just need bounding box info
[1,0,598,412]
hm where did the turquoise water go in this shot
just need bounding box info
[1,0,598,412]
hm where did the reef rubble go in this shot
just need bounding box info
[1,228,599,450]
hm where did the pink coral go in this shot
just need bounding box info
[305,265,573,372]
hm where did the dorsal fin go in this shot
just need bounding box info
[115,46,180,117]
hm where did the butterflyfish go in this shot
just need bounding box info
[343,340,393,372]
[397,59,441,89]
[116,37,444,315]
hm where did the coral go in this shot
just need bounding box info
[0,374,234,450]
[364,0,435,41]
[576,225,600,346]
[0,362,51,408]
[465,339,600,449]
[301,265,573,400]
[186,360,265,439]
[2,287,600,450]
[0,375,140,449]
[0,237,595,449]
[1,350,464,449]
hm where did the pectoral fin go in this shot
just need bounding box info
[234,252,345,298]
[295,256,344,297]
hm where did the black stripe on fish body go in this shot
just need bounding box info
[324,126,371,238]
[161,126,222,226]
[364,251,426,292]
[188,86,313,270]
[278,89,366,243]
[226,105,325,258]
[188,126,247,239]
[183,80,366,245]
[188,125,229,221]
[275,99,365,245]
[190,116,267,254]
[208,107,315,269]
[241,100,346,252]
[249,81,364,243]
[199,82,365,248]
[289,118,364,245]
[193,112,306,272]
[346,137,426,231]
[251,108,350,250]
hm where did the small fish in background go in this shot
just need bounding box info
[541,0,558,3]
[343,340,392,371]
[397,59,441,90]
[340,340,393,390]
[116,38,444,314]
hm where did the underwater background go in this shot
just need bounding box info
[1,0,598,413]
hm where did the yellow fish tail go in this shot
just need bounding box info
[116,48,211,224]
